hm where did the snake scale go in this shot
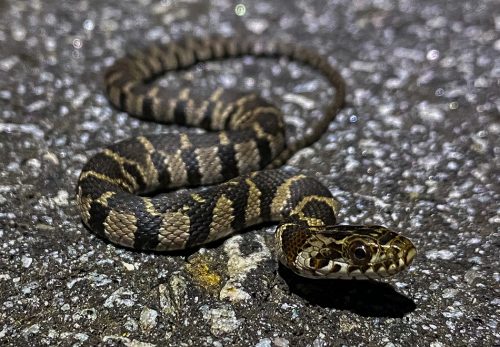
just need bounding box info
[76,36,416,279]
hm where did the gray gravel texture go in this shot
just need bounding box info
[0,0,499,346]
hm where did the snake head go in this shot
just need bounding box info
[279,224,416,279]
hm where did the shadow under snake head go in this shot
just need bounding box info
[277,224,416,279]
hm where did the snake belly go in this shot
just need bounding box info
[76,36,416,279]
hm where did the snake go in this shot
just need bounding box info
[76,36,416,279]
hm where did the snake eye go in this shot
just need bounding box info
[349,241,371,264]
[354,246,367,259]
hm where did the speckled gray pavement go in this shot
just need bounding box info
[0,0,498,346]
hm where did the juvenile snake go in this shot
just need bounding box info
[76,36,416,279]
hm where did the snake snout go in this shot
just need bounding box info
[401,241,417,267]
[373,236,417,277]
[390,236,417,267]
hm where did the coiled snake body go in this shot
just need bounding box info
[76,36,416,279]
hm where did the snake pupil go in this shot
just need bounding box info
[354,246,367,259]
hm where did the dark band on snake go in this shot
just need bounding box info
[76,36,416,279]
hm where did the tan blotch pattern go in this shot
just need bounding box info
[79,170,134,192]
[244,178,262,226]
[234,140,260,174]
[102,149,141,191]
[291,196,340,226]
[136,136,160,189]
[76,187,92,225]
[104,210,138,248]
[157,210,191,250]
[270,175,307,218]
[207,195,235,242]
[164,150,189,187]
[195,147,223,184]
